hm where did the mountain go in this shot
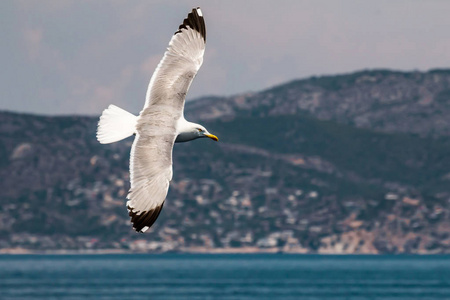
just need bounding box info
[1,69,450,254]
[187,69,450,137]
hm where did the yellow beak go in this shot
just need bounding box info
[205,133,219,141]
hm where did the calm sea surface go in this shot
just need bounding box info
[1,254,449,299]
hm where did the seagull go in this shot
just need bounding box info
[96,7,218,233]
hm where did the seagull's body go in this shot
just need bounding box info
[96,8,218,233]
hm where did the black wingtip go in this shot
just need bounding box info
[175,7,206,42]
[128,202,165,233]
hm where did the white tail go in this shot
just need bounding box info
[96,105,138,144]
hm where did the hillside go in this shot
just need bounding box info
[187,69,450,137]
[1,69,450,254]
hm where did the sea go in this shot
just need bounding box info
[1,254,449,299]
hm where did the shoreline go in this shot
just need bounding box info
[1,247,446,255]
[0,247,298,255]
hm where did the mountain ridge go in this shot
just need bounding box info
[187,69,450,137]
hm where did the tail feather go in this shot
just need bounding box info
[97,105,137,144]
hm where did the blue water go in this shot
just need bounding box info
[1,254,450,299]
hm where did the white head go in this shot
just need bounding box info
[175,121,219,143]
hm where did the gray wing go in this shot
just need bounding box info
[126,8,206,233]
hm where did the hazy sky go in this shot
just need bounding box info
[2,0,450,115]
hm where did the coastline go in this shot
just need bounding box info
[0,247,305,255]
[1,246,445,255]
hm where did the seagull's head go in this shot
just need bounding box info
[194,124,219,141]
[176,121,219,143]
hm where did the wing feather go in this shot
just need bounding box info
[126,8,206,232]
[144,7,205,111]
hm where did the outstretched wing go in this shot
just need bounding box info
[143,7,206,113]
[126,8,206,232]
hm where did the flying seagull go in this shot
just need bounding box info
[96,7,218,233]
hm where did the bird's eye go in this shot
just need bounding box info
[197,128,203,132]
